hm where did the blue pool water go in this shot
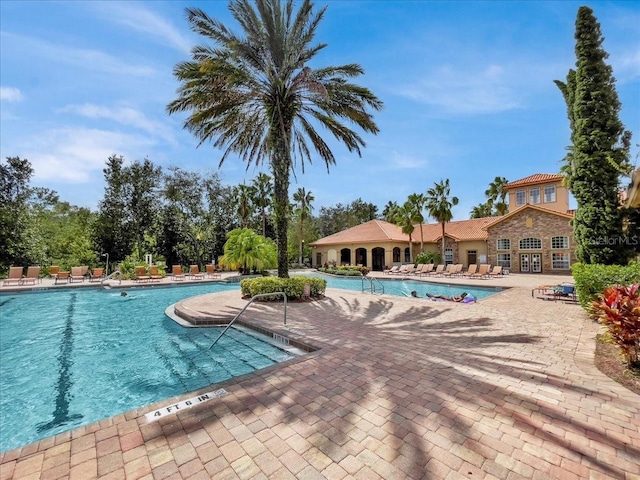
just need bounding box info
[0,274,501,452]
[313,273,503,300]
[0,284,296,452]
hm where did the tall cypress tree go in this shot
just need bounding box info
[555,6,632,265]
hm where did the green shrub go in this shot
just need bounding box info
[240,276,327,301]
[572,262,640,310]
[317,265,366,276]
[415,251,441,266]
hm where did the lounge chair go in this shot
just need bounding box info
[412,264,426,275]
[384,265,399,274]
[70,267,85,283]
[438,264,456,277]
[2,266,24,286]
[171,265,186,281]
[189,265,205,280]
[470,264,490,279]
[21,266,41,285]
[135,266,151,282]
[89,268,104,282]
[55,271,70,284]
[463,264,477,277]
[428,264,445,276]
[205,264,221,279]
[148,266,162,282]
[487,265,503,277]
[419,264,434,277]
[49,265,60,279]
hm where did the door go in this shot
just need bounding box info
[467,250,477,266]
[520,254,530,273]
[531,253,542,273]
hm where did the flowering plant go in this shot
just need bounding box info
[591,283,640,367]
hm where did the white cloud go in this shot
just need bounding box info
[611,49,640,83]
[59,104,176,143]
[390,151,428,169]
[87,2,192,55]
[0,31,155,77]
[399,64,521,115]
[15,128,156,183]
[0,86,23,102]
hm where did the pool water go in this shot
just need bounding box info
[0,284,295,452]
[315,273,503,300]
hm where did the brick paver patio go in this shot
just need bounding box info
[1,272,638,479]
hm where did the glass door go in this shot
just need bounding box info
[531,254,542,273]
[520,254,530,272]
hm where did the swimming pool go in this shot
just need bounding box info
[0,284,297,452]
[312,273,503,300]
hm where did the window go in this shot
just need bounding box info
[519,237,542,250]
[516,189,526,206]
[404,247,411,263]
[529,187,540,204]
[444,248,454,265]
[552,253,570,269]
[393,247,400,262]
[544,185,556,203]
[497,253,511,268]
[551,236,569,249]
[496,238,510,250]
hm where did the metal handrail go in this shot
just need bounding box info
[101,270,122,285]
[207,292,287,350]
[361,276,385,295]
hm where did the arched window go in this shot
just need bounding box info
[392,247,400,262]
[519,238,542,250]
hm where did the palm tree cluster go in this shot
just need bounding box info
[167,0,382,277]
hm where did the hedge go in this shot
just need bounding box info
[240,276,327,301]
[572,262,640,311]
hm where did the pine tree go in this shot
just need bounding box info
[555,6,632,265]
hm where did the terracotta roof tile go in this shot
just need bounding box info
[309,220,408,246]
[504,173,564,189]
[415,217,494,242]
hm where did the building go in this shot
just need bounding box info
[309,173,577,274]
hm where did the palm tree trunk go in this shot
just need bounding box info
[441,222,446,263]
[272,143,291,278]
[299,220,303,265]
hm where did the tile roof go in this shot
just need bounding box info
[309,220,409,246]
[504,173,564,189]
[310,217,496,246]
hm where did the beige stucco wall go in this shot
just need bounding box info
[506,180,569,214]
[311,242,412,270]
[486,209,575,273]
[457,240,488,267]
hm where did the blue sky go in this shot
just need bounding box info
[1,0,638,221]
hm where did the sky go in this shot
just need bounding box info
[1,0,639,221]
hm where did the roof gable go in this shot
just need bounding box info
[483,204,573,230]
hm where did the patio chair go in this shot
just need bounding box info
[438,264,456,277]
[89,268,104,282]
[49,265,60,279]
[462,264,477,277]
[171,265,186,281]
[134,266,150,282]
[419,264,434,277]
[205,264,221,279]
[189,265,205,280]
[470,264,490,279]
[55,271,70,284]
[70,267,85,283]
[148,266,162,282]
[487,265,503,277]
[427,264,445,276]
[21,266,41,285]
[384,265,399,274]
[2,266,24,286]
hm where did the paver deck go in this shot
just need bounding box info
[1,272,638,479]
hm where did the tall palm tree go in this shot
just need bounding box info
[235,184,255,228]
[390,202,416,264]
[293,187,314,264]
[381,201,399,222]
[251,173,273,237]
[469,202,492,219]
[426,179,459,262]
[407,192,426,251]
[485,176,508,216]
[167,0,382,277]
